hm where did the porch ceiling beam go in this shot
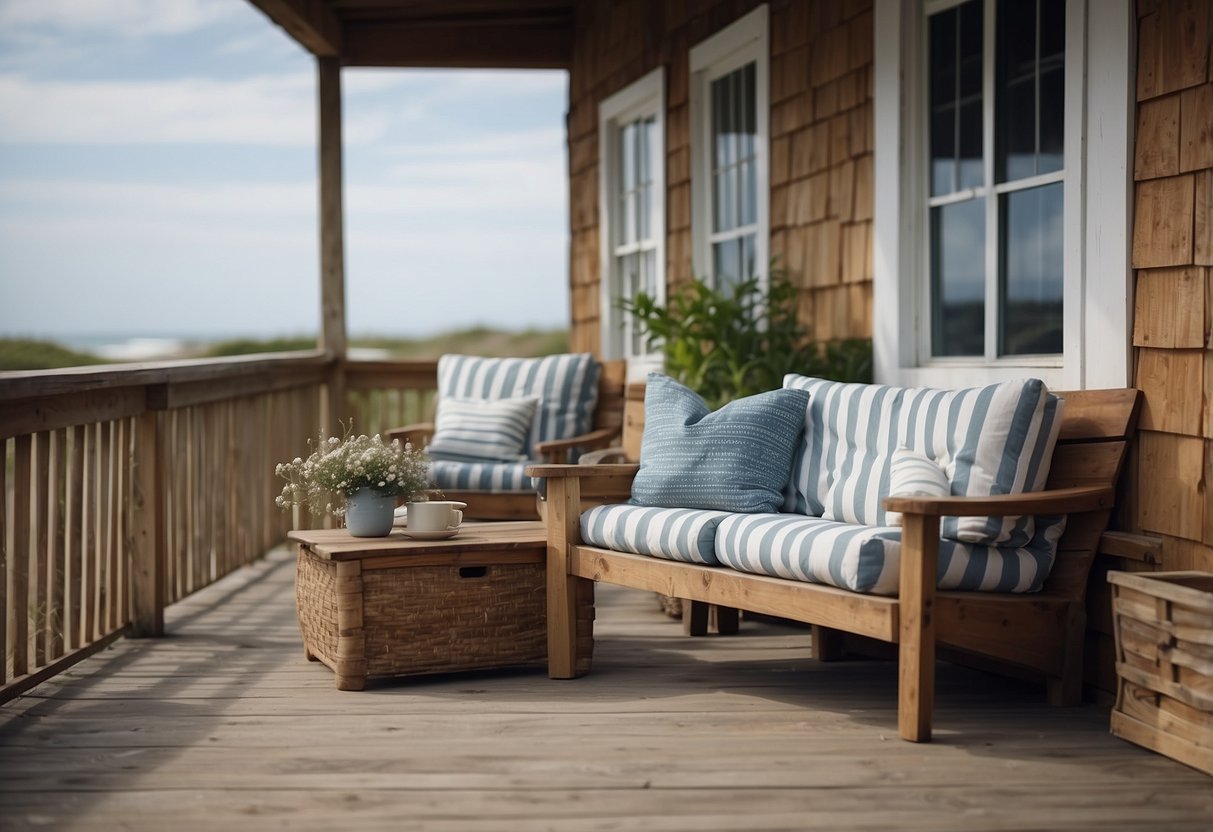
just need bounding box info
[249,0,343,57]
[342,21,572,68]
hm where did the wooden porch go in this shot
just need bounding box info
[2,544,1211,830]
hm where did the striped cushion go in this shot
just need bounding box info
[427,396,538,462]
[437,354,600,460]
[580,504,732,565]
[783,375,1064,547]
[630,374,809,513]
[884,447,951,526]
[714,512,1065,595]
[429,460,534,493]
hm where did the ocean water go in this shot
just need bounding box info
[51,334,384,362]
[53,334,197,360]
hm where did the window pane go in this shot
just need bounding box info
[713,237,742,292]
[712,76,728,170]
[1000,183,1063,355]
[741,233,755,282]
[931,198,985,357]
[621,122,635,189]
[1038,5,1065,178]
[740,159,756,226]
[930,106,955,195]
[996,0,1066,182]
[958,98,983,189]
[929,1,983,197]
[1038,66,1064,174]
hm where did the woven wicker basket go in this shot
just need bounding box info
[296,547,593,689]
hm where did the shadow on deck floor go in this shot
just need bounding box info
[1,546,1211,831]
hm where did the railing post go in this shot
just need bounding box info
[317,55,348,435]
[130,409,164,636]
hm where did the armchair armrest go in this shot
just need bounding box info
[535,427,623,463]
[883,485,1113,518]
[578,446,630,465]
[384,422,434,448]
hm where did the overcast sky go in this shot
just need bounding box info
[0,0,570,342]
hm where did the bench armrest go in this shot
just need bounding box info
[383,422,433,447]
[883,485,1113,518]
[535,427,623,463]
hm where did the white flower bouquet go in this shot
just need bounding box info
[275,429,430,516]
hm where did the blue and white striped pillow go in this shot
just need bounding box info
[426,396,538,462]
[630,374,809,514]
[437,353,600,460]
[884,447,951,526]
[783,375,1064,547]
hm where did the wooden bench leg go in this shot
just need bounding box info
[683,600,710,636]
[547,477,588,678]
[813,626,845,661]
[898,513,939,742]
[1046,603,1086,706]
[713,605,740,635]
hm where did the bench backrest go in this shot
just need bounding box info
[1039,388,1141,601]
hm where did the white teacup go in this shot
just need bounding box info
[406,500,466,532]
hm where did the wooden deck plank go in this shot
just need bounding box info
[2,547,1212,830]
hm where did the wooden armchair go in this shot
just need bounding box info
[386,358,627,520]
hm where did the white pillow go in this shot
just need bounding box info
[884,447,951,527]
[426,396,539,462]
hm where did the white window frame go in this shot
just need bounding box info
[689,4,770,291]
[599,67,666,380]
[873,0,1134,390]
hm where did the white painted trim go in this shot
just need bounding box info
[1080,0,1134,389]
[598,67,666,373]
[873,0,1133,391]
[689,4,769,288]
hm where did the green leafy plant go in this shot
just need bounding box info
[622,271,872,408]
[275,427,431,517]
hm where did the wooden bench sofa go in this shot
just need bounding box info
[530,387,1141,742]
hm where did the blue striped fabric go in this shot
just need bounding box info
[782,375,1065,548]
[630,374,810,513]
[426,396,538,462]
[429,459,533,493]
[437,354,600,460]
[884,447,951,526]
[580,504,733,565]
[714,512,1066,595]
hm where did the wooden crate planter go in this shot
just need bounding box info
[1109,570,1213,776]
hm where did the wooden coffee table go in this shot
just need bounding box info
[288,521,593,690]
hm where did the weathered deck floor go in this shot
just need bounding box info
[2,547,1211,831]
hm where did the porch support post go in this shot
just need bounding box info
[130,410,164,637]
[317,56,347,435]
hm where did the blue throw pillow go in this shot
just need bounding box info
[630,375,810,513]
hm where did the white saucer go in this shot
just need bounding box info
[399,528,460,541]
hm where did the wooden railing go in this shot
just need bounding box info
[344,360,439,437]
[0,352,331,702]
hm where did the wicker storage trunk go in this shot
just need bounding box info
[1108,570,1213,776]
[290,523,593,690]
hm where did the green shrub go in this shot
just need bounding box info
[622,273,871,408]
[0,338,106,371]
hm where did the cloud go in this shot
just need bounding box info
[0,171,565,224]
[0,72,409,146]
[0,0,240,37]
